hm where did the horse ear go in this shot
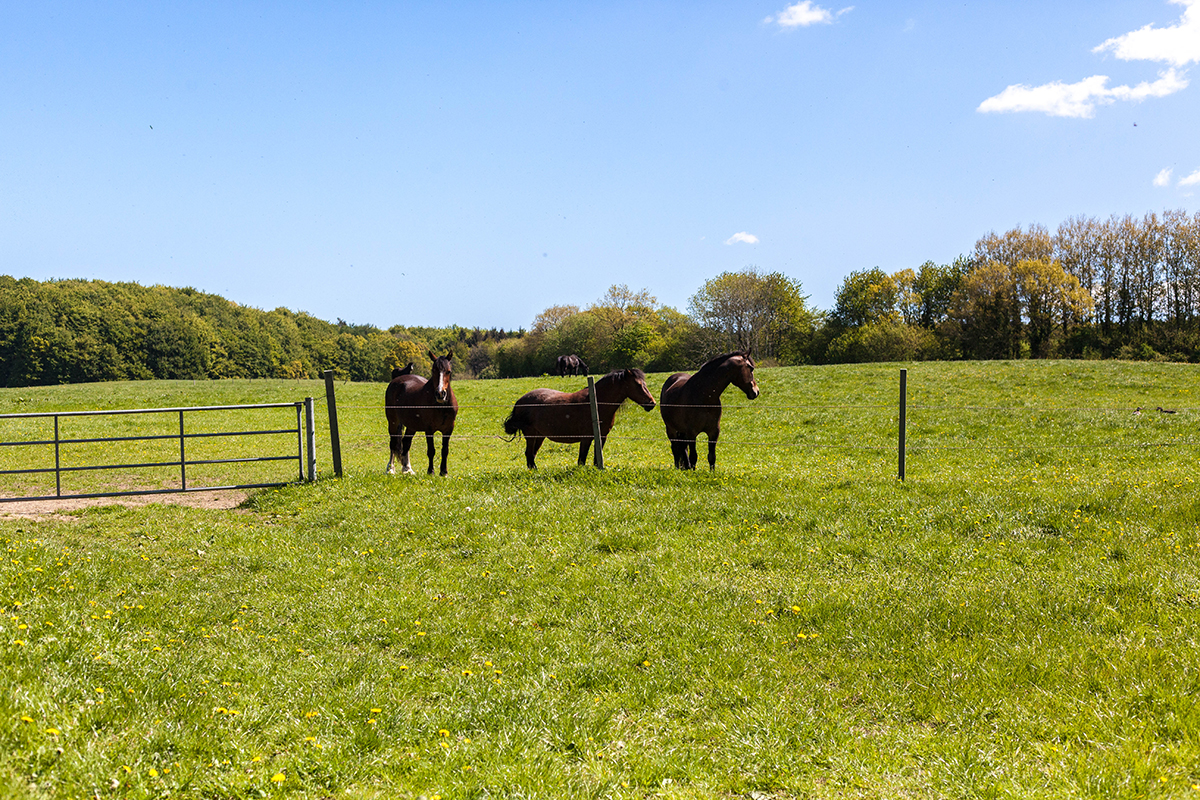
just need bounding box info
[427,350,436,362]
[445,351,453,361]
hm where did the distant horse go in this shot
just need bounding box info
[659,351,759,470]
[385,352,458,475]
[503,369,655,468]
[391,362,414,379]
[556,354,589,377]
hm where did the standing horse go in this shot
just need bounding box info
[385,352,458,476]
[503,369,655,468]
[556,354,589,377]
[659,351,759,470]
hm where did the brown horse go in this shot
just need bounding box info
[385,352,458,475]
[503,369,656,468]
[659,351,759,470]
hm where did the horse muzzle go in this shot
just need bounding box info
[746,383,760,400]
[436,390,449,403]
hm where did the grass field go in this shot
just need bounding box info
[2,360,1200,798]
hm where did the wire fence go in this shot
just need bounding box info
[315,369,1198,480]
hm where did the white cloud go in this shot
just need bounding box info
[977,68,1187,118]
[767,1,842,28]
[724,232,759,245]
[979,0,1198,117]
[1180,168,1200,186]
[1154,167,1174,186]
[1093,0,1200,68]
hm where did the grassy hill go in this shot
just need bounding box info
[2,360,1199,798]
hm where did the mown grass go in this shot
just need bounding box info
[2,360,1200,799]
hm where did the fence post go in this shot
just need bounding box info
[54,415,61,498]
[587,376,604,469]
[179,410,187,491]
[304,397,316,481]
[898,368,907,482]
[322,370,343,477]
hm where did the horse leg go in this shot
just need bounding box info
[687,439,699,470]
[707,431,719,471]
[438,433,451,477]
[425,431,436,474]
[577,439,591,466]
[387,422,401,474]
[524,437,543,469]
[400,428,415,475]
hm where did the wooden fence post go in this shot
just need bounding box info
[587,376,604,469]
[898,368,907,482]
[323,370,343,477]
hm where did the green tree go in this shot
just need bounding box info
[687,268,814,362]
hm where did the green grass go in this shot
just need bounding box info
[2,361,1200,798]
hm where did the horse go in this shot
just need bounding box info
[659,351,759,470]
[556,354,589,377]
[391,362,414,379]
[385,352,458,476]
[503,368,656,468]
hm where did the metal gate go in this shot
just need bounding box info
[0,400,316,503]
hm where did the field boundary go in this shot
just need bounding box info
[0,400,317,503]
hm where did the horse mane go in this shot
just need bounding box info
[694,351,747,378]
[600,367,646,383]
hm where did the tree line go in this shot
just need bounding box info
[2,208,1198,387]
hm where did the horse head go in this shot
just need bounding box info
[428,351,454,403]
[620,368,656,411]
[730,352,760,399]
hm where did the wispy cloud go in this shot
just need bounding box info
[978,69,1187,118]
[1154,167,1174,186]
[724,232,759,245]
[1093,0,1200,68]
[978,0,1197,117]
[766,1,852,28]
[1180,168,1200,187]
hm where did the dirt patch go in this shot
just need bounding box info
[0,490,251,520]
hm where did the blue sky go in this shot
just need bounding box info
[3,1,1199,329]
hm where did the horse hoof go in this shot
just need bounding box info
[401,466,415,475]
[386,467,395,475]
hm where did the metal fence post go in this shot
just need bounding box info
[587,376,604,469]
[898,368,907,482]
[304,397,316,481]
[179,410,187,490]
[323,370,343,477]
[54,415,61,498]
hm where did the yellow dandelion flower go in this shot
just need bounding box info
[20,716,33,723]
[462,669,473,676]
[304,711,319,719]
[271,773,285,783]
[148,768,158,778]
[439,729,450,737]
[370,708,381,713]
[44,728,60,735]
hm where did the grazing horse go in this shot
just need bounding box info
[385,352,458,476]
[556,354,589,377]
[503,369,656,468]
[659,351,759,470]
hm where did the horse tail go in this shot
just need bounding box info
[502,406,528,440]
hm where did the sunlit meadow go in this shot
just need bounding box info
[2,360,1199,799]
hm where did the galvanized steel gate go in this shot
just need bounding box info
[0,399,316,503]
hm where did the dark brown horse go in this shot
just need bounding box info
[555,354,589,377]
[385,352,458,475]
[659,351,759,470]
[391,362,414,379]
[503,369,656,468]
